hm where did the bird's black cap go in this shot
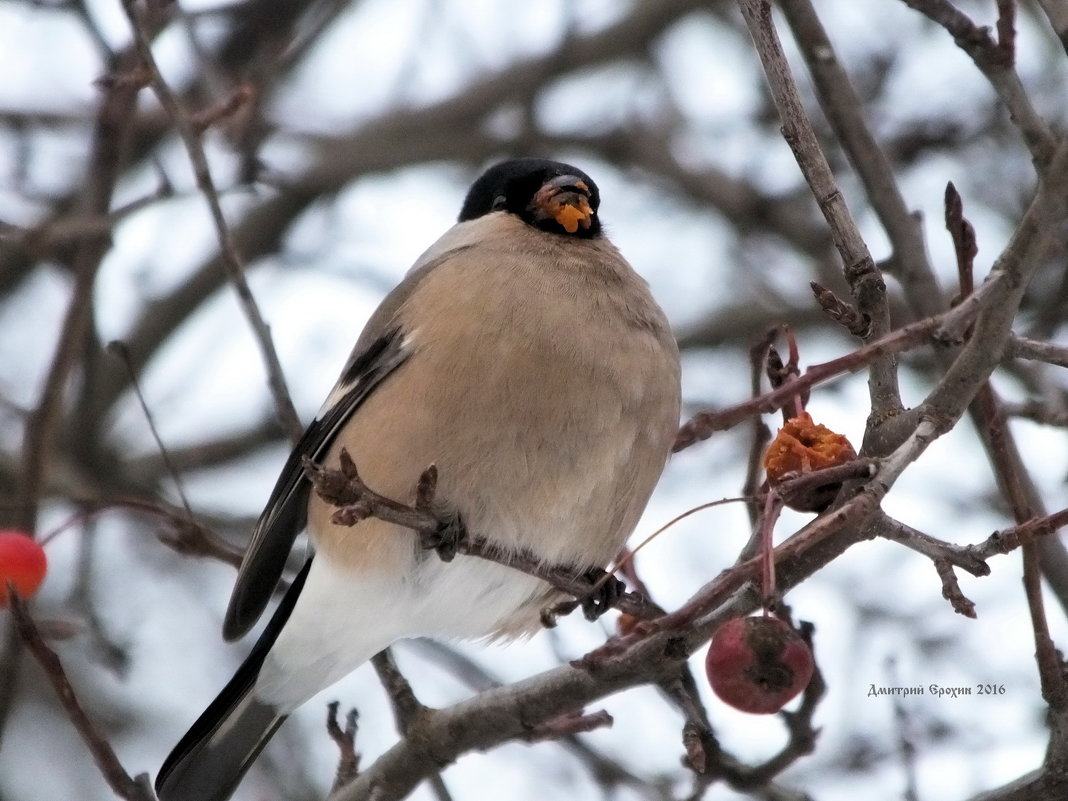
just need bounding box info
[459,158,602,238]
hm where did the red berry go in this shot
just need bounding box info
[705,615,814,714]
[0,530,48,605]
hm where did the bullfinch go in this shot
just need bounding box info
[155,158,682,801]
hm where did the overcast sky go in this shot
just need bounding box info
[2,1,1067,800]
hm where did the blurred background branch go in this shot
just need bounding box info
[1,1,1067,800]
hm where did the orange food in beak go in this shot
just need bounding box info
[529,176,595,233]
[553,195,594,233]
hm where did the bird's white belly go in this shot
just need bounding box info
[254,545,552,711]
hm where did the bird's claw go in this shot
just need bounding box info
[580,569,625,621]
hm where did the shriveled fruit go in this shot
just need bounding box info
[764,412,856,511]
[705,615,814,714]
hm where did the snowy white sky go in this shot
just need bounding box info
[1,1,1067,800]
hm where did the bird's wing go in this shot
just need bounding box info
[155,559,312,801]
[221,238,477,640]
[222,328,410,640]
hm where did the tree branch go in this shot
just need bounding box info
[8,591,154,801]
[736,0,901,419]
[120,0,303,443]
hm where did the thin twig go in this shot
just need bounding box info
[661,418,942,637]
[305,451,658,620]
[120,0,303,443]
[3,29,149,751]
[370,650,430,736]
[737,0,900,418]
[658,670,717,775]
[8,590,155,801]
[780,0,944,321]
[901,0,1055,165]
[674,281,994,451]
[743,328,780,526]
[939,156,1068,702]
[1001,399,1068,428]
[107,340,195,518]
[933,558,978,617]
[189,84,255,133]
[1006,336,1068,368]
[979,509,1068,557]
[876,513,990,576]
[921,138,1068,426]
[404,640,667,799]
[369,651,454,801]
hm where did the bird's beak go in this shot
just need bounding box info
[528,175,595,233]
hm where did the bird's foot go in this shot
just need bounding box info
[579,568,625,621]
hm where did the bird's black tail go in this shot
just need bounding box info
[155,560,312,801]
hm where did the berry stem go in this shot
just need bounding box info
[760,491,783,610]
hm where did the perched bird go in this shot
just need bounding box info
[156,158,682,801]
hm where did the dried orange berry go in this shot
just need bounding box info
[763,412,855,481]
[763,413,856,511]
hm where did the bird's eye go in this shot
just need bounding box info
[491,194,507,211]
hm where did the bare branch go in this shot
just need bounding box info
[737,0,900,418]
[779,0,944,322]
[303,449,659,621]
[901,0,1056,165]
[1006,336,1068,368]
[120,0,303,443]
[675,280,994,451]
[933,558,978,617]
[8,590,154,801]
